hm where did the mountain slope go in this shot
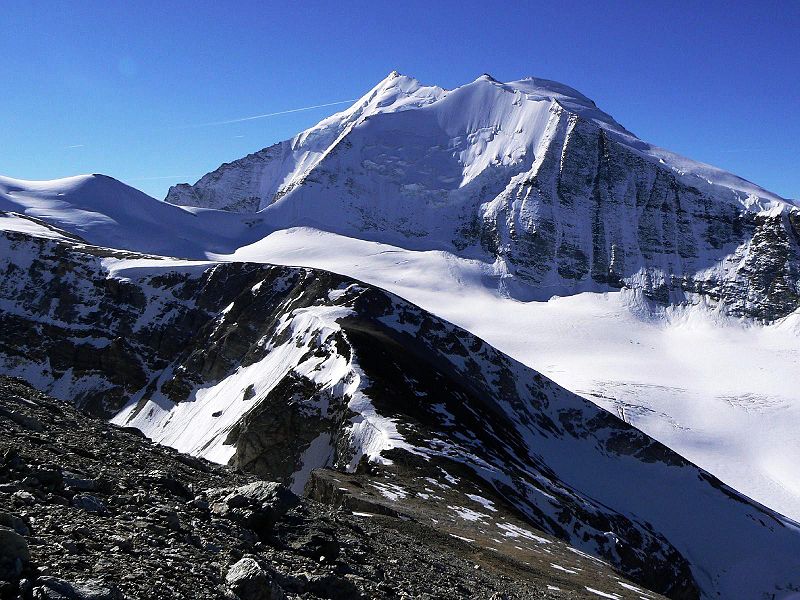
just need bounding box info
[5,376,666,600]
[2,226,800,599]
[0,174,261,257]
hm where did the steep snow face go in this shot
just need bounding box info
[165,72,446,212]
[166,72,789,217]
[4,228,800,599]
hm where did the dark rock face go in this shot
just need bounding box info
[0,376,661,600]
[479,112,800,320]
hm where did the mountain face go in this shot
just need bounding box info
[165,72,800,321]
[2,225,800,599]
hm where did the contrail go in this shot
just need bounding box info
[126,175,190,181]
[181,99,357,128]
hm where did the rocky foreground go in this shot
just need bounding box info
[0,377,663,599]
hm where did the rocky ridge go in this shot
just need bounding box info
[0,376,663,600]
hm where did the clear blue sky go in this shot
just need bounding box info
[2,1,798,200]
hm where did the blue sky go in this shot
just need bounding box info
[2,1,798,199]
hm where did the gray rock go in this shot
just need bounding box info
[32,577,123,599]
[225,557,285,600]
[209,482,298,535]
[11,490,35,506]
[71,494,107,514]
[63,476,102,493]
[0,525,29,581]
[32,467,63,489]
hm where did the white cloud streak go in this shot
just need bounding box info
[125,175,190,181]
[179,99,356,128]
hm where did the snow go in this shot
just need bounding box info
[498,523,552,544]
[466,494,498,512]
[584,588,621,600]
[447,506,487,522]
[290,432,333,494]
[370,482,408,502]
[0,211,74,240]
[551,563,578,574]
[0,174,259,258]
[617,581,652,597]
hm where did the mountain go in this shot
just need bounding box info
[162,72,800,524]
[2,72,800,598]
[3,224,800,599]
[166,72,799,321]
[4,72,793,523]
[0,174,261,257]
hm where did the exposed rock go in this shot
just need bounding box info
[0,375,663,600]
[208,482,299,537]
[32,577,123,600]
[0,525,29,581]
[0,512,29,536]
[70,495,107,515]
[225,557,285,600]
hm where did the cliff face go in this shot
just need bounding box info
[479,109,800,319]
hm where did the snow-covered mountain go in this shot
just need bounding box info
[167,71,799,320]
[3,224,800,599]
[2,71,800,598]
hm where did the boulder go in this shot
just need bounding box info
[225,557,285,600]
[208,482,298,536]
[0,525,29,581]
[71,494,107,514]
[32,577,123,599]
[0,512,29,536]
